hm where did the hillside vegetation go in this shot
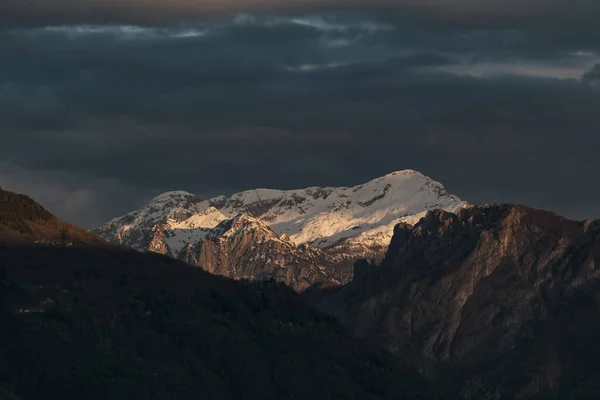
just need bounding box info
[0,187,104,245]
[0,244,444,400]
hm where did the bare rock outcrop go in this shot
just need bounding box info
[180,214,338,292]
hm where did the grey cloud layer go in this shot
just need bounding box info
[583,64,600,85]
[3,0,600,27]
[1,11,600,226]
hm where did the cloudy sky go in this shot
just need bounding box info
[1,0,600,227]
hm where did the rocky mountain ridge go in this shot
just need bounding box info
[178,214,338,291]
[309,204,600,398]
[95,170,466,285]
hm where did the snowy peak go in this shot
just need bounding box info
[351,169,458,209]
[146,191,205,218]
[202,169,466,248]
[149,190,197,203]
[95,169,467,283]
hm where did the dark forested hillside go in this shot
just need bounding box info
[0,187,105,245]
[0,244,443,400]
[0,187,53,226]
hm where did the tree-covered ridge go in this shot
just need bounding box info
[0,188,105,245]
[0,245,445,400]
[0,188,54,233]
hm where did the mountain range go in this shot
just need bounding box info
[0,188,439,400]
[4,173,600,398]
[94,170,466,289]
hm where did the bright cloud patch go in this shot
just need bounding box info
[437,62,596,80]
[32,25,211,40]
[232,14,394,33]
[283,62,345,72]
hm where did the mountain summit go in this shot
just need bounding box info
[95,170,466,286]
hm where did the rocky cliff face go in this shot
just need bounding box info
[147,224,174,257]
[94,170,466,286]
[310,204,600,398]
[179,214,338,292]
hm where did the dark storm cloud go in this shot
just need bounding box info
[1,9,600,226]
[3,0,600,27]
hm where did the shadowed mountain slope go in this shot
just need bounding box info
[309,204,600,399]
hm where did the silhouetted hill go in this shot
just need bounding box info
[0,187,105,245]
[0,244,443,400]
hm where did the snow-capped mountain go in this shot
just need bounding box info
[95,170,467,285]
